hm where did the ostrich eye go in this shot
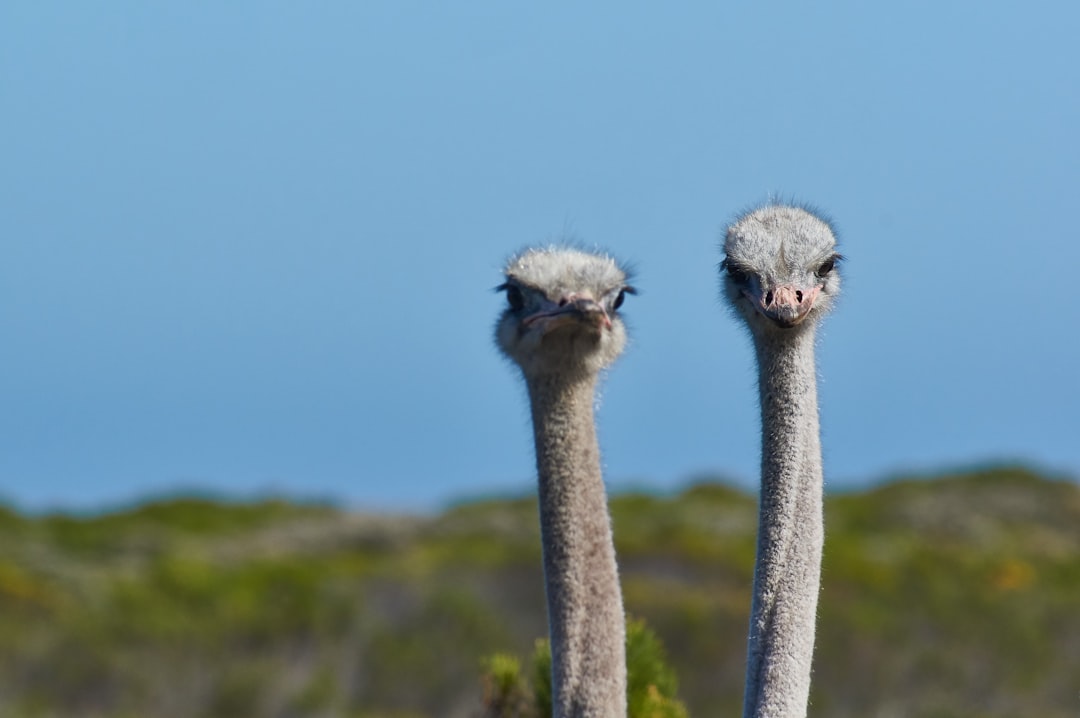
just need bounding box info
[724,261,749,284]
[816,258,835,278]
[612,289,626,310]
[506,285,525,311]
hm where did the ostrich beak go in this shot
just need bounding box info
[523,297,612,333]
[751,284,822,328]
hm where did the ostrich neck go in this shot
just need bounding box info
[744,330,824,718]
[526,372,627,718]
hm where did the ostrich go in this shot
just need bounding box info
[495,246,635,718]
[720,204,842,718]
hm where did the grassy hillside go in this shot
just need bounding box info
[0,466,1077,717]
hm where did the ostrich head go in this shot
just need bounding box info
[496,247,635,379]
[721,204,842,335]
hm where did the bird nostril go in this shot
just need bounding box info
[558,298,569,307]
[795,290,803,303]
[765,291,774,306]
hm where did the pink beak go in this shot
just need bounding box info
[523,296,611,331]
[754,284,821,327]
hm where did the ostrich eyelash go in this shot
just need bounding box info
[495,282,527,311]
[815,253,844,278]
[721,259,750,283]
[607,284,637,311]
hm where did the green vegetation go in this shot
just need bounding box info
[0,466,1077,717]
[480,618,687,718]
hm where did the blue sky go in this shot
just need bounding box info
[2,3,1078,512]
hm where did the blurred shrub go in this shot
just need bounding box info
[482,617,687,718]
[0,466,1077,717]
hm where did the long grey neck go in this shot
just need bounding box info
[743,329,824,718]
[526,372,627,718]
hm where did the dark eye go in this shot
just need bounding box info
[816,258,835,278]
[724,260,749,284]
[506,285,524,311]
[612,289,626,310]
